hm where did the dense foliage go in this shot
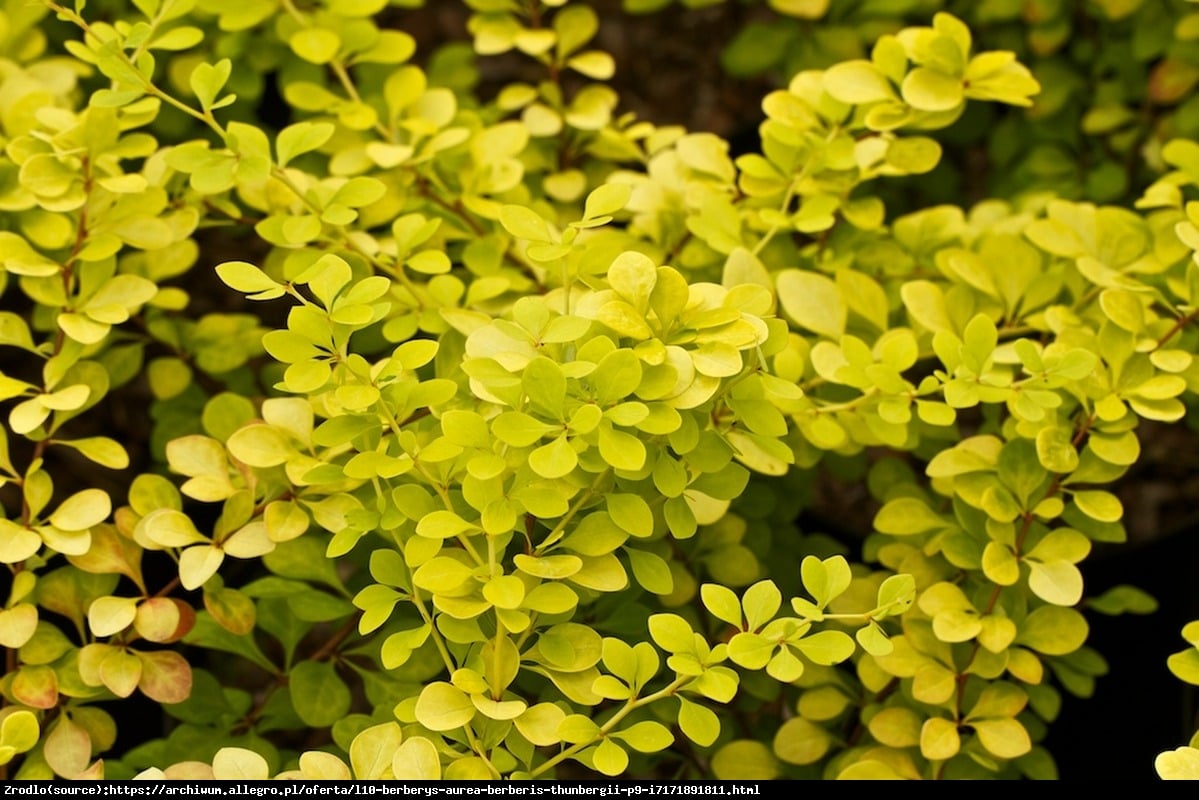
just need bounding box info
[2,0,1199,781]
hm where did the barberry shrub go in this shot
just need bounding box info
[1,0,1198,782]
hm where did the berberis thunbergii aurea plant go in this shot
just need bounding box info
[1,0,1199,781]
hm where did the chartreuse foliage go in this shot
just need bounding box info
[630,0,1199,208]
[0,0,1197,783]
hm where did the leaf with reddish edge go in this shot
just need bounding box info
[135,597,196,643]
[11,665,58,709]
[203,584,256,635]
[138,649,193,704]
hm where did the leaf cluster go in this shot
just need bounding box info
[0,0,1198,783]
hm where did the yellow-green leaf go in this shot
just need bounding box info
[49,489,111,532]
[1016,606,1088,655]
[392,737,441,780]
[921,717,961,760]
[1157,747,1199,780]
[590,738,628,776]
[349,723,403,780]
[776,269,846,339]
[772,717,831,765]
[414,682,475,731]
[179,544,225,591]
[1027,560,1084,606]
[0,709,39,755]
[902,67,964,111]
[710,739,780,780]
[87,596,137,638]
[290,28,341,64]
[972,717,1032,759]
[823,60,896,104]
[211,747,270,780]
